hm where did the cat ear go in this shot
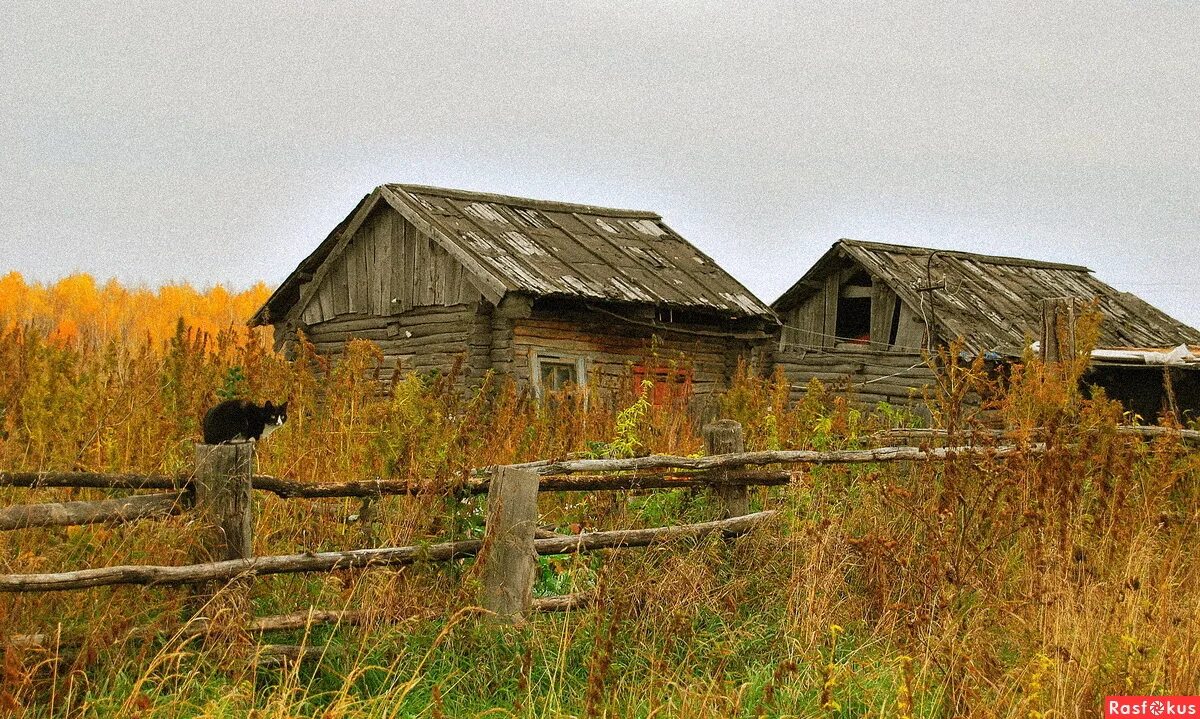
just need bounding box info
[280,401,288,413]
[263,400,275,411]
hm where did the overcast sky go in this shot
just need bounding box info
[2,2,1197,328]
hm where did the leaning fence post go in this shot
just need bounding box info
[479,465,539,624]
[705,420,749,518]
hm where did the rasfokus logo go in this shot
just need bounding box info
[1106,697,1200,717]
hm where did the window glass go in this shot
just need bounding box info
[540,360,578,392]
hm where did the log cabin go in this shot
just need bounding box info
[249,184,776,404]
[772,239,1200,419]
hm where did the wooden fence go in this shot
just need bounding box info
[2,421,1196,639]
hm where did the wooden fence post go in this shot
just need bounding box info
[1041,297,1078,364]
[192,443,255,562]
[479,465,539,624]
[704,420,748,518]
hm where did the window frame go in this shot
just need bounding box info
[530,351,588,398]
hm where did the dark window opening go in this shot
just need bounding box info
[836,296,872,344]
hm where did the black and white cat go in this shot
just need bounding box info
[202,399,288,445]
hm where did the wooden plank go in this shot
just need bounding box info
[390,216,408,314]
[378,210,393,315]
[822,273,839,347]
[316,279,334,323]
[332,255,350,316]
[892,301,926,351]
[870,280,898,346]
[357,225,371,313]
[346,237,361,314]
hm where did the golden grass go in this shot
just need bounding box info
[0,277,1196,717]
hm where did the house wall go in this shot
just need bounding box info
[775,347,938,407]
[506,304,761,400]
[300,304,483,384]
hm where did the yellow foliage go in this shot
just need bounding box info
[0,271,272,347]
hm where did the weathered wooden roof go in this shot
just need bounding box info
[251,184,772,326]
[773,239,1200,355]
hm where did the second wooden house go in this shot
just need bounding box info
[250,184,776,403]
[771,239,1200,418]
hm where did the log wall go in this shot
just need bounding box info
[304,305,481,382]
[510,306,755,399]
[775,347,937,407]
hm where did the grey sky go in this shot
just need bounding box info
[2,1,1197,328]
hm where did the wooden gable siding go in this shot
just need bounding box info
[779,263,926,353]
[299,206,481,326]
[509,306,750,399]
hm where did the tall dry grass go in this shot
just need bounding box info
[0,276,1196,718]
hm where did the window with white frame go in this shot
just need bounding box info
[531,352,587,396]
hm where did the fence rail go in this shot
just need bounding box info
[3,419,1195,631]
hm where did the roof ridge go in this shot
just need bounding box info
[386,183,662,219]
[838,238,1093,274]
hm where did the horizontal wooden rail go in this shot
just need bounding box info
[877,425,1200,445]
[513,443,1048,476]
[1,472,183,491]
[0,491,190,531]
[0,511,774,593]
[4,423,1188,501]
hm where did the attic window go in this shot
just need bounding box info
[835,271,873,344]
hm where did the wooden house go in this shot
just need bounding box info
[249,184,776,402]
[772,239,1200,416]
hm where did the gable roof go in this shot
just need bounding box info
[773,239,1200,355]
[251,184,773,326]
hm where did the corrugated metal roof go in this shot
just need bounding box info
[382,184,772,318]
[773,239,1200,355]
[251,184,773,326]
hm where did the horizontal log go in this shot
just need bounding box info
[879,425,1200,445]
[0,512,774,593]
[1,472,182,491]
[0,491,190,531]
[511,444,1048,475]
